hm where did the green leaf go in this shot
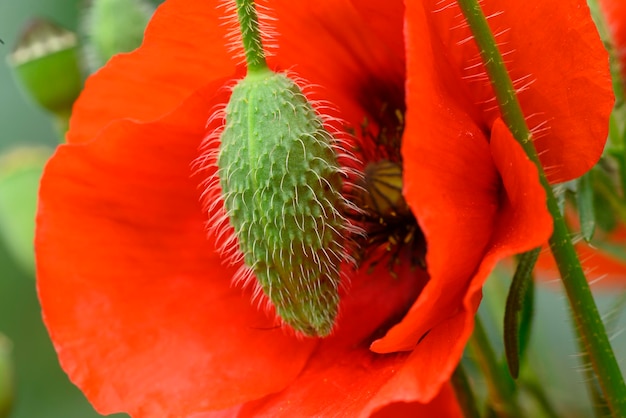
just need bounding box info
[503,247,540,379]
[576,171,596,242]
[592,167,620,233]
[517,275,534,362]
[451,363,481,418]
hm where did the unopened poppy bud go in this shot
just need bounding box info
[8,19,83,133]
[81,0,154,72]
[8,19,82,133]
[218,68,348,337]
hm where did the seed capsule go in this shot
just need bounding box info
[218,69,347,337]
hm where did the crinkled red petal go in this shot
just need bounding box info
[38,89,317,418]
[223,264,451,417]
[39,0,427,416]
[268,0,405,132]
[377,0,501,355]
[379,27,553,393]
[376,119,551,402]
[67,0,237,144]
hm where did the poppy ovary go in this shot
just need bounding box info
[362,160,411,220]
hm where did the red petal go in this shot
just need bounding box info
[70,0,406,146]
[241,354,463,418]
[370,383,462,418]
[45,1,414,416]
[267,0,405,131]
[37,90,316,418]
[222,265,447,417]
[381,12,554,393]
[377,1,501,355]
[167,260,437,416]
[376,120,551,401]
[600,0,626,80]
[68,0,236,144]
[423,0,613,183]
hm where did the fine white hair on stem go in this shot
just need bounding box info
[444,0,553,154]
[218,0,278,67]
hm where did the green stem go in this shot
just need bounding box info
[575,323,612,418]
[454,0,626,416]
[52,107,71,142]
[519,379,561,418]
[234,0,267,72]
[470,315,521,417]
[451,363,481,418]
[613,152,626,200]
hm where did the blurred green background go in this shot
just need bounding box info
[0,0,624,417]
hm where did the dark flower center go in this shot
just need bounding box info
[358,159,426,273]
[344,104,427,276]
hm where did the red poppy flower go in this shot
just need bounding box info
[35,0,612,417]
[600,0,626,81]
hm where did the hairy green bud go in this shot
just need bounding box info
[218,69,348,337]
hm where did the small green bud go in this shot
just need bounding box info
[218,69,348,337]
[81,0,154,72]
[8,19,82,132]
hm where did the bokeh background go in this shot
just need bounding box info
[0,0,154,416]
[0,0,624,417]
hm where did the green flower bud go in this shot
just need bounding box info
[8,19,82,133]
[81,0,154,72]
[217,69,350,337]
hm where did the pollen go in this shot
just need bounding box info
[217,69,349,337]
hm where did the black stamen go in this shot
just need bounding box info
[346,106,427,275]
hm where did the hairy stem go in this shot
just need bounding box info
[234,0,267,72]
[454,0,626,415]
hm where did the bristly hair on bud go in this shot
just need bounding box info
[198,0,361,337]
